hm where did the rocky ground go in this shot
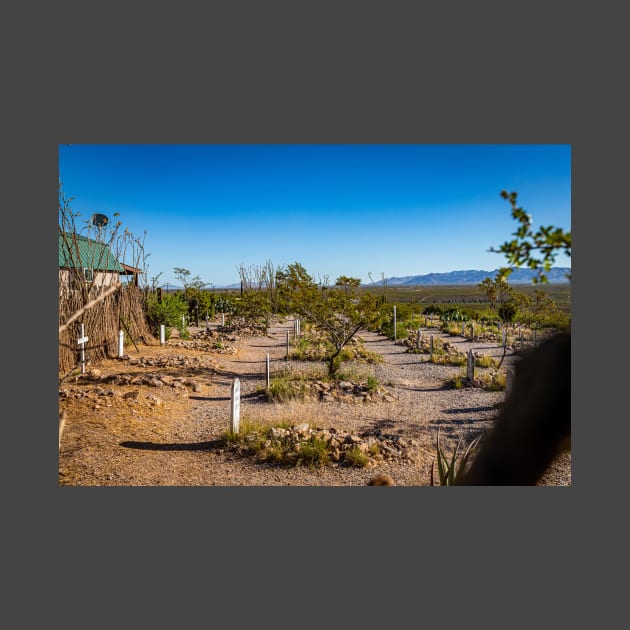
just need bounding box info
[58,317,571,486]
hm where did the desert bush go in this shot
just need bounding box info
[266,370,308,402]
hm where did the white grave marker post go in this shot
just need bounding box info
[77,323,89,374]
[222,313,225,326]
[467,350,475,381]
[118,330,124,358]
[230,378,241,434]
[266,353,270,390]
[160,324,165,345]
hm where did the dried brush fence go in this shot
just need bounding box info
[59,283,155,377]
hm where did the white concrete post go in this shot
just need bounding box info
[222,313,225,326]
[118,330,124,358]
[416,329,422,349]
[230,378,240,434]
[160,324,165,345]
[77,323,89,374]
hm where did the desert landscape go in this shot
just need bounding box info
[58,316,571,486]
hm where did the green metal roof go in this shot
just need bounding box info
[58,232,124,272]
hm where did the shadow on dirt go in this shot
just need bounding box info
[442,405,498,414]
[120,439,224,451]
[189,391,268,402]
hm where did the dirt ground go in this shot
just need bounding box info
[58,317,571,486]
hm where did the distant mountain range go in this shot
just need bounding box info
[165,267,570,290]
[368,267,571,286]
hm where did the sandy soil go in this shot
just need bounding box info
[58,317,571,486]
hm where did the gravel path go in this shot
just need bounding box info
[182,319,568,486]
[59,317,571,486]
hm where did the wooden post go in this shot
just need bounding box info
[506,369,514,396]
[230,378,240,434]
[416,329,422,350]
[286,330,290,360]
[466,349,475,381]
[266,353,270,390]
[430,335,434,360]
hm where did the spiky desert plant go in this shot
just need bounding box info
[431,430,482,486]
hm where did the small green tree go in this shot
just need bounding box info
[288,266,383,377]
[335,275,361,293]
[145,292,189,338]
[173,267,192,298]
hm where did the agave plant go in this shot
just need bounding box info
[430,429,482,486]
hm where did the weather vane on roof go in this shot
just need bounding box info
[90,213,109,228]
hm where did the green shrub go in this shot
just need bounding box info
[297,437,330,468]
[145,292,189,336]
[344,445,370,468]
[267,370,308,402]
[475,354,499,369]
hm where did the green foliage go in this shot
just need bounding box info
[287,265,385,377]
[491,191,571,284]
[145,292,189,336]
[474,354,499,369]
[235,289,272,329]
[297,437,331,468]
[335,275,361,292]
[343,445,370,468]
[266,370,308,403]
[215,296,236,314]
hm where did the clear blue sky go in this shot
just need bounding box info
[58,144,571,288]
